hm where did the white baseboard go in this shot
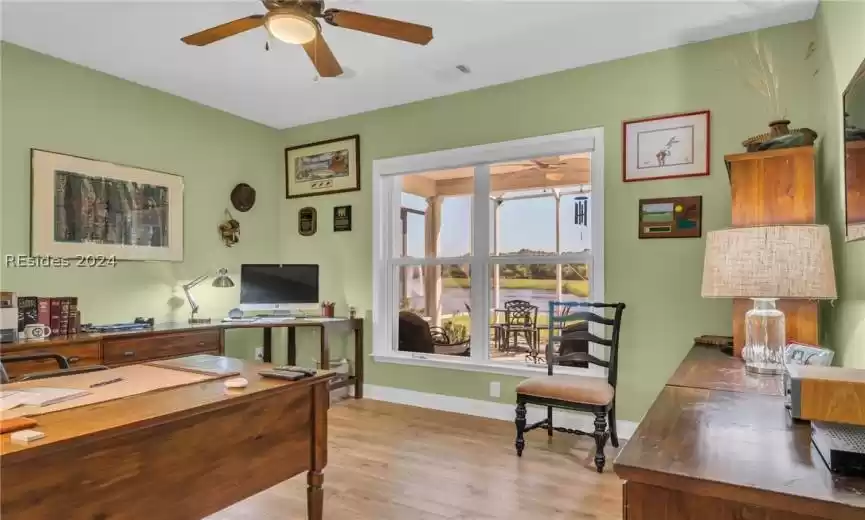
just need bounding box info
[363,384,637,440]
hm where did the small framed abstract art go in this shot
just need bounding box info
[30,149,184,261]
[623,110,710,182]
[638,196,702,239]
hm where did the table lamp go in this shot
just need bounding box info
[184,268,235,324]
[701,225,836,375]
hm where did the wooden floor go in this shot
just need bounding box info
[210,399,623,520]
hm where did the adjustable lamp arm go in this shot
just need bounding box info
[183,274,209,319]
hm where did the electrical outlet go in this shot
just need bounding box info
[489,381,501,398]
[254,347,264,362]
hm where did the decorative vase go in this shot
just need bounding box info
[768,119,791,138]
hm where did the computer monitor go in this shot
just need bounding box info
[239,264,319,313]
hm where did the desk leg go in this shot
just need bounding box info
[354,323,364,399]
[263,328,272,363]
[307,471,323,520]
[308,382,328,520]
[287,327,297,366]
[319,326,330,370]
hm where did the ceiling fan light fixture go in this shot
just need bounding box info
[265,10,318,45]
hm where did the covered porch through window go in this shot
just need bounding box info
[398,153,593,364]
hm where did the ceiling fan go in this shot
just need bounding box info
[180,0,433,78]
[497,156,567,180]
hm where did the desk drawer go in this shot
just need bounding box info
[2,341,101,379]
[102,330,220,365]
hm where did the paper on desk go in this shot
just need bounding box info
[2,365,215,419]
[0,388,90,410]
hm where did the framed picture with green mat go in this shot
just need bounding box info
[638,196,702,239]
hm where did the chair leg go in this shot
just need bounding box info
[546,406,553,437]
[515,401,527,456]
[608,406,619,448]
[593,410,608,473]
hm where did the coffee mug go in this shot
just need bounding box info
[23,323,51,340]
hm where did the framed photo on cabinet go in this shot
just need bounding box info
[623,110,710,182]
[285,135,360,199]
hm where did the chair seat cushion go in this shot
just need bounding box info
[516,375,614,406]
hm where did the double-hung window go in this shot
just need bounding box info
[372,127,604,375]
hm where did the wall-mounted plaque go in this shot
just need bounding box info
[334,205,352,232]
[638,196,702,239]
[299,207,317,236]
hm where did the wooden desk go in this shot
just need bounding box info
[0,357,332,520]
[0,318,365,398]
[615,346,865,520]
[667,344,785,396]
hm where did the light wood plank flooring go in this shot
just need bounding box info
[211,399,623,520]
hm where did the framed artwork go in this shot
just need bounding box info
[30,149,184,261]
[623,110,710,182]
[285,135,360,199]
[638,196,702,239]
[334,205,352,232]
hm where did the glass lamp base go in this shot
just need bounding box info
[745,362,784,376]
[742,298,786,376]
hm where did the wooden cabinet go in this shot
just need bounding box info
[0,326,224,381]
[102,330,221,365]
[725,146,819,355]
[2,341,101,380]
[622,481,823,520]
[846,141,865,224]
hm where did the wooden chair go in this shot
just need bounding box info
[514,301,626,473]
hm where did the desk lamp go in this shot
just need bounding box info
[701,225,836,375]
[184,268,235,324]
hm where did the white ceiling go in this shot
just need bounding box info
[2,0,818,130]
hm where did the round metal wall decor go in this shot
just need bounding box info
[230,183,256,212]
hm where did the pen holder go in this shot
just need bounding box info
[321,302,335,318]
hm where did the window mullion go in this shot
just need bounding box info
[470,165,491,363]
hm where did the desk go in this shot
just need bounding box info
[614,345,865,520]
[0,357,332,520]
[0,318,364,398]
[233,318,364,398]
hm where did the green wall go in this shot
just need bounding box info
[0,18,833,423]
[280,21,819,421]
[815,1,865,369]
[0,43,281,354]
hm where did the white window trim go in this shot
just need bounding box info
[372,127,605,377]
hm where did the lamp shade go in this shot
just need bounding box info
[212,268,235,288]
[701,225,836,299]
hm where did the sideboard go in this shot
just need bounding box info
[614,345,865,520]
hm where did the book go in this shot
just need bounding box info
[49,298,62,336]
[69,297,79,334]
[17,296,38,332]
[37,297,50,327]
[59,298,71,336]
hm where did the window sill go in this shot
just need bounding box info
[371,353,607,379]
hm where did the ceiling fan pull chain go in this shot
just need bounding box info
[313,35,320,82]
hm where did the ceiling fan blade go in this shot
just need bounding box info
[181,15,264,46]
[323,9,433,45]
[302,34,344,78]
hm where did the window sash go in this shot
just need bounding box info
[373,127,604,367]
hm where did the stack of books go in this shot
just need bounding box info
[17,296,80,337]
